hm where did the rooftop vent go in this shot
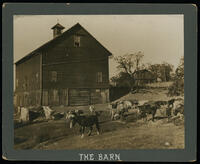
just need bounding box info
[51,23,65,39]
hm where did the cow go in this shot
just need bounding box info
[138,102,159,122]
[52,112,65,120]
[110,101,119,109]
[167,98,176,108]
[129,99,139,109]
[167,98,184,117]
[122,100,134,110]
[66,110,101,138]
[173,104,184,116]
[110,100,131,121]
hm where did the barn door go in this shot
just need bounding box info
[69,89,90,106]
[59,89,68,106]
[90,89,102,104]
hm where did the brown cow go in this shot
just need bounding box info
[138,102,159,122]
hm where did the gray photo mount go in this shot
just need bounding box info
[2,3,197,162]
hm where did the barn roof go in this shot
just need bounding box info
[15,23,112,65]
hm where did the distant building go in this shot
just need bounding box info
[133,69,156,86]
[15,23,112,107]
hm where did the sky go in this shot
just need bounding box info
[14,15,184,79]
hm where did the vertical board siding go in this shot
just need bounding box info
[90,89,102,104]
[42,60,109,89]
[59,89,69,106]
[69,89,90,106]
[42,91,48,106]
[15,54,41,107]
[16,25,111,107]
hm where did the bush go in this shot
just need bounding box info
[168,78,184,96]
[167,57,184,96]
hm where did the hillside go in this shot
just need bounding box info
[14,85,184,150]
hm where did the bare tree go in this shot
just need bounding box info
[112,51,144,89]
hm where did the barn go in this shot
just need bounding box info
[133,69,156,86]
[15,23,112,107]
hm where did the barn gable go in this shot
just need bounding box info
[43,26,111,65]
[15,23,112,65]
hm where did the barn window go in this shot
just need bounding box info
[96,72,103,83]
[74,35,81,47]
[50,71,57,82]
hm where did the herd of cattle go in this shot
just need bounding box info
[15,97,184,138]
[65,97,183,138]
[109,97,184,122]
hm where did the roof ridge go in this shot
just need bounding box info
[15,22,112,65]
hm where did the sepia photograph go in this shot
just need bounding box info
[13,15,184,150]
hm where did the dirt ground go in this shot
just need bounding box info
[14,87,185,150]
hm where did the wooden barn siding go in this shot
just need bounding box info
[15,54,41,107]
[40,28,110,106]
[42,88,109,106]
[16,90,41,107]
[42,59,109,106]
[69,88,109,106]
[69,89,90,106]
[15,27,110,107]
[42,60,109,89]
[42,28,110,65]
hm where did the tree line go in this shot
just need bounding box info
[110,52,184,96]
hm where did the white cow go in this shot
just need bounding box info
[110,100,132,120]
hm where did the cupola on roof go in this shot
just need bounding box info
[51,23,65,30]
[51,23,65,38]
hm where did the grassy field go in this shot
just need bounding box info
[14,87,184,150]
[35,120,184,149]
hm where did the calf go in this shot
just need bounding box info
[66,110,100,138]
